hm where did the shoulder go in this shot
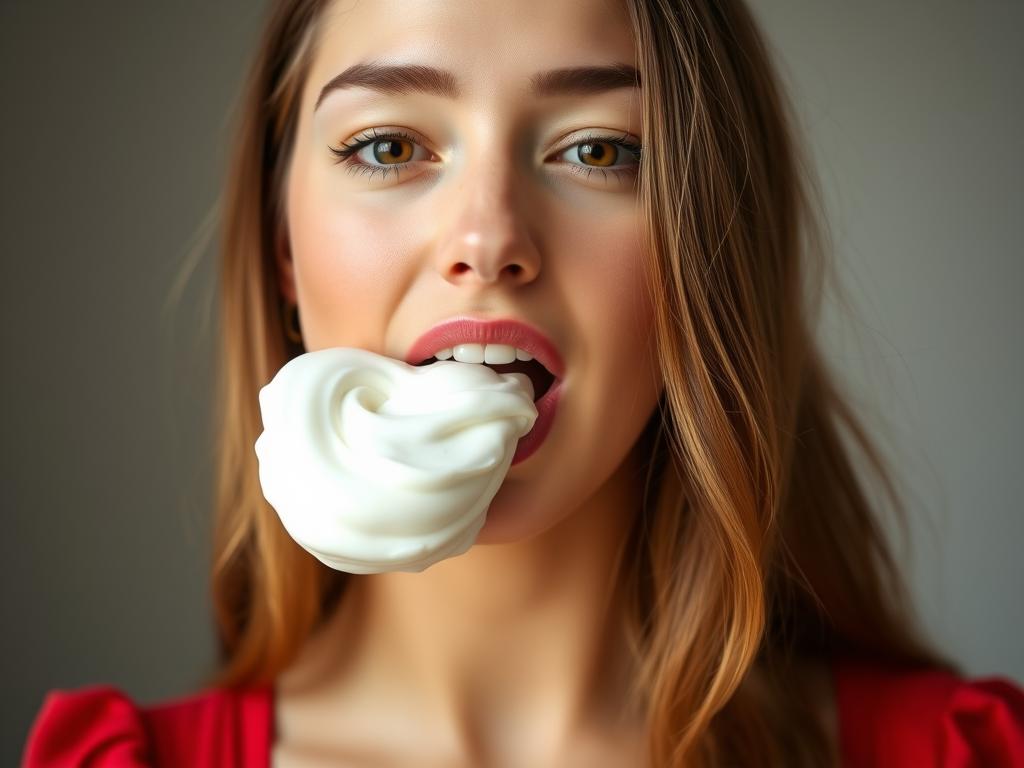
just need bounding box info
[832,657,1024,767]
[22,686,150,767]
[22,682,273,767]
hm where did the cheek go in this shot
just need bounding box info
[287,170,410,349]
[566,218,654,376]
[562,215,659,458]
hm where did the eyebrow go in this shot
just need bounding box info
[313,61,641,112]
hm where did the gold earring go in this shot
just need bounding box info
[284,303,304,345]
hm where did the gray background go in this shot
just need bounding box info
[2,1,1020,762]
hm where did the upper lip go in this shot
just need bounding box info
[405,316,565,379]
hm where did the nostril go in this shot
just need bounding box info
[452,263,471,275]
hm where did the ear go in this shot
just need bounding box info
[274,225,297,305]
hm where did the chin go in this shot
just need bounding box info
[471,485,550,546]
[473,478,582,548]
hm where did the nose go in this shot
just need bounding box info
[432,158,542,288]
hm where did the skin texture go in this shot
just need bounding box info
[273,0,663,764]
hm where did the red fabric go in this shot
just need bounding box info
[22,660,1024,767]
[21,683,272,768]
[833,660,1024,767]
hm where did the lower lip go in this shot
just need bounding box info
[511,379,562,466]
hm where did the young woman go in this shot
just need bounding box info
[23,0,1024,765]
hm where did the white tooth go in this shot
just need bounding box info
[483,343,516,364]
[515,348,533,361]
[452,343,484,363]
[435,347,453,360]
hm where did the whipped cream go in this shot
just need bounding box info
[254,347,538,573]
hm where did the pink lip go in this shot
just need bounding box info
[509,378,561,465]
[404,316,565,379]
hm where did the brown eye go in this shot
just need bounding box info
[372,139,414,165]
[576,141,618,167]
[554,133,642,182]
[328,128,431,178]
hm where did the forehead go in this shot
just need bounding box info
[308,0,636,101]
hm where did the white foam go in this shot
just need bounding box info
[254,348,538,573]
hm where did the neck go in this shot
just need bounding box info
[279,448,648,763]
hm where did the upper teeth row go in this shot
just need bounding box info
[435,343,534,364]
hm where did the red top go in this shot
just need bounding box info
[21,659,1024,767]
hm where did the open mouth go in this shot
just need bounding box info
[414,356,556,402]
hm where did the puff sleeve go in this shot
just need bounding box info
[835,660,1024,767]
[939,676,1024,767]
[22,685,152,767]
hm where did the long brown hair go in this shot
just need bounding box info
[202,0,948,764]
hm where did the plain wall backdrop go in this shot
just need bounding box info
[2,1,1021,763]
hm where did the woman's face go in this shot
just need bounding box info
[279,0,663,543]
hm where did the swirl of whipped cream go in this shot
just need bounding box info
[254,347,538,574]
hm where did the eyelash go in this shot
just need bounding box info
[327,127,642,184]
